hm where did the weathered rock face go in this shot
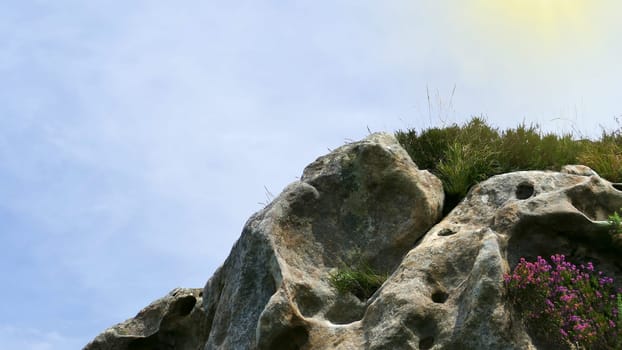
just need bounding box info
[361,170,622,350]
[203,133,445,349]
[85,133,622,350]
[84,288,207,350]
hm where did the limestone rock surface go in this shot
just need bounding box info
[85,133,622,350]
[202,132,445,349]
[361,168,622,349]
[84,288,207,350]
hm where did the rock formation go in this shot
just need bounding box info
[85,133,622,350]
[85,288,207,350]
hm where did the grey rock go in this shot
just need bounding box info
[360,169,622,349]
[201,132,445,349]
[212,164,622,349]
[83,288,207,350]
[560,164,598,177]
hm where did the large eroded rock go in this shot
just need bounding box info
[202,157,622,349]
[358,169,622,349]
[202,132,445,349]
[85,132,622,349]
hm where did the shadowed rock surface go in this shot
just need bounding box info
[85,133,622,349]
[84,288,207,350]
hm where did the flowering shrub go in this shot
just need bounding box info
[505,254,622,349]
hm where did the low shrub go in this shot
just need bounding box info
[505,255,622,349]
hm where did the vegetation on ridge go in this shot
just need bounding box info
[395,117,622,213]
[395,118,622,348]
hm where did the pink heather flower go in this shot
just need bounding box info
[573,322,590,332]
[545,299,554,309]
[600,277,614,286]
[508,255,621,347]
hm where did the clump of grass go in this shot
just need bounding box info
[395,124,461,172]
[396,117,505,199]
[437,142,499,197]
[396,117,622,213]
[577,130,622,181]
[396,117,502,211]
[497,125,578,171]
[329,263,387,301]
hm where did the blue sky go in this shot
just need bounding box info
[1,1,620,348]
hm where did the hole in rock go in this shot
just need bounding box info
[170,295,197,317]
[294,287,323,318]
[431,290,449,303]
[128,332,176,350]
[613,183,622,191]
[128,336,156,350]
[325,299,365,324]
[419,336,435,350]
[268,326,309,350]
[438,228,456,236]
[404,314,438,350]
[515,182,534,200]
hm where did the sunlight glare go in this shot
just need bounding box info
[475,0,590,38]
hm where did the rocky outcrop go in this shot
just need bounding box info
[361,169,622,349]
[202,133,445,349]
[84,288,207,350]
[85,133,622,349]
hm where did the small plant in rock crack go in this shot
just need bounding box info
[329,263,387,301]
[505,255,622,349]
[608,209,622,235]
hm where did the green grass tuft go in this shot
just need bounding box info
[396,117,622,213]
[329,264,387,301]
